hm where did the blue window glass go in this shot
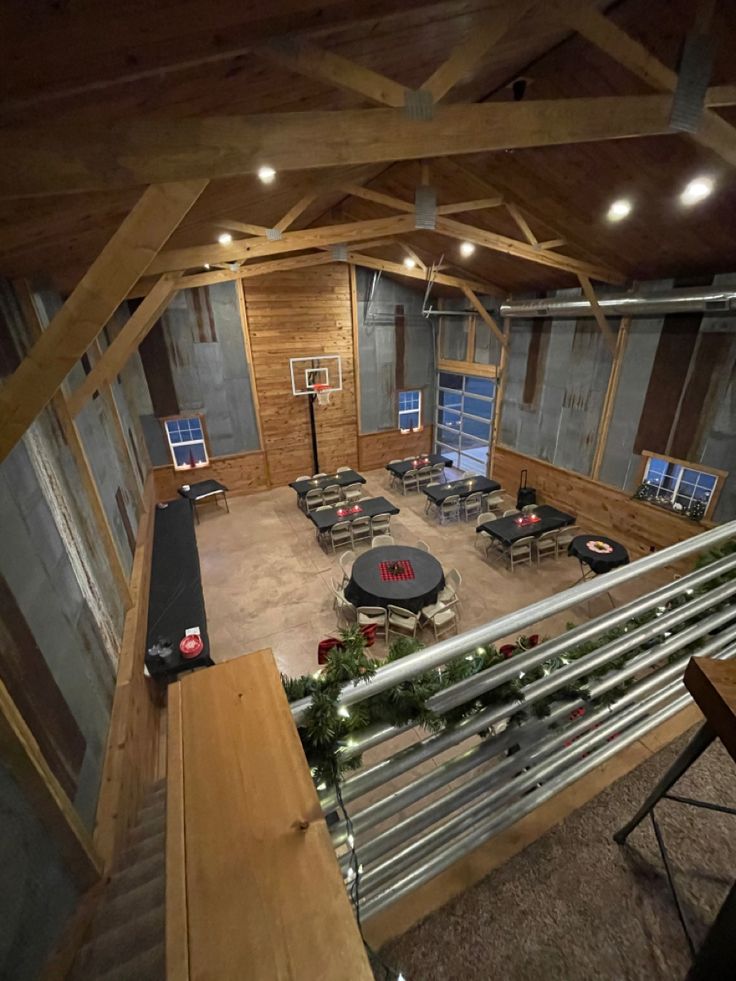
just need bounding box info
[465,376,494,398]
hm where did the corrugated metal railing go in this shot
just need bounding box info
[291,521,736,919]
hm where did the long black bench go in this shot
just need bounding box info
[145,498,213,680]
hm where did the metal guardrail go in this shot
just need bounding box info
[291,520,736,724]
[292,520,736,920]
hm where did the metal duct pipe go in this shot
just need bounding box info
[500,285,736,319]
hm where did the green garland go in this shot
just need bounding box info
[282,540,736,786]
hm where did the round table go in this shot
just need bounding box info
[568,534,630,576]
[344,546,445,614]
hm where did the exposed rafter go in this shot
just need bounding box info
[420,0,539,102]
[577,273,617,354]
[0,181,206,463]
[150,214,417,273]
[460,286,507,346]
[0,95,686,198]
[555,0,736,168]
[66,276,178,416]
[436,216,624,283]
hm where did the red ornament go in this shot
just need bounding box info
[499,643,516,658]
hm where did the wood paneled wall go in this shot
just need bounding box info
[93,474,162,871]
[152,450,269,502]
[492,445,708,562]
[358,427,433,471]
[242,265,359,487]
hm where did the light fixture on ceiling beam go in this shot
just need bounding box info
[606,199,632,222]
[258,165,277,184]
[680,176,714,206]
[459,241,475,257]
[217,232,233,245]
[403,257,417,269]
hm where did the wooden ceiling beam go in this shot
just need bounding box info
[577,274,617,355]
[0,95,682,198]
[66,276,178,417]
[272,193,320,234]
[420,0,538,102]
[260,39,408,108]
[436,197,504,215]
[218,219,271,237]
[346,251,505,297]
[341,184,415,213]
[556,0,736,168]
[0,180,206,463]
[436,157,620,280]
[150,214,417,273]
[436,216,625,284]
[399,243,427,271]
[460,286,506,347]
[536,238,567,250]
[505,203,539,247]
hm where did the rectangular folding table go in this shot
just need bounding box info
[477,505,576,546]
[307,496,400,532]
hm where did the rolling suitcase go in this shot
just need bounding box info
[516,468,537,510]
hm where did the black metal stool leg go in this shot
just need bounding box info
[613,722,715,844]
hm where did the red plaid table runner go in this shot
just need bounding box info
[379,560,415,582]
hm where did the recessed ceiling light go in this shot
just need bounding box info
[203,263,211,270]
[258,165,277,184]
[680,176,714,205]
[217,232,233,245]
[607,198,632,222]
[460,241,475,257]
[403,257,417,269]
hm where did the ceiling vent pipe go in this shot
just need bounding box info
[500,286,736,319]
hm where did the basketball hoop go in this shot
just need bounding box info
[312,383,331,406]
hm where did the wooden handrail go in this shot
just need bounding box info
[166,650,372,980]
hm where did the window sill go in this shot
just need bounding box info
[633,495,709,526]
[399,427,424,436]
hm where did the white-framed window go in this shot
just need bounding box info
[398,389,422,432]
[638,454,720,520]
[163,416,210,471]
[435,371,495,474]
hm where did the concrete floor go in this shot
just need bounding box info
[194,467,655,678]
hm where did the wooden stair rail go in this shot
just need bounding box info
[166,650,372,981]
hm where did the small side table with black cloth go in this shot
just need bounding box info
[386,454,451,479]
[178,479,229,524]
[145,499,213,681]
[568,534,629,576]
[307,496,400,532]
[345,545,445,614]
[424,475,501,506]
[477,504,575,546]
[289,470,366,498]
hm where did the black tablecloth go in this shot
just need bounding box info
[386,454,451,478]
[345,546,445,613]
[308,496,400,532]
[424,475,500,504]
[145,500,213,680]
[177,479,228,501]
[478,505,576,546]
[289,470,366,496]
[568,535,629,575]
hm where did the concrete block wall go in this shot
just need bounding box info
[355,267,436,431]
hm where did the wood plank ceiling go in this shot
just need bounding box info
[0,0,735,295]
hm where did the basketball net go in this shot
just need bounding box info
[312,383,331,406]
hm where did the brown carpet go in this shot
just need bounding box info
[381,730,736,981]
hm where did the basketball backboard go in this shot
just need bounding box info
[289,355,343,396]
